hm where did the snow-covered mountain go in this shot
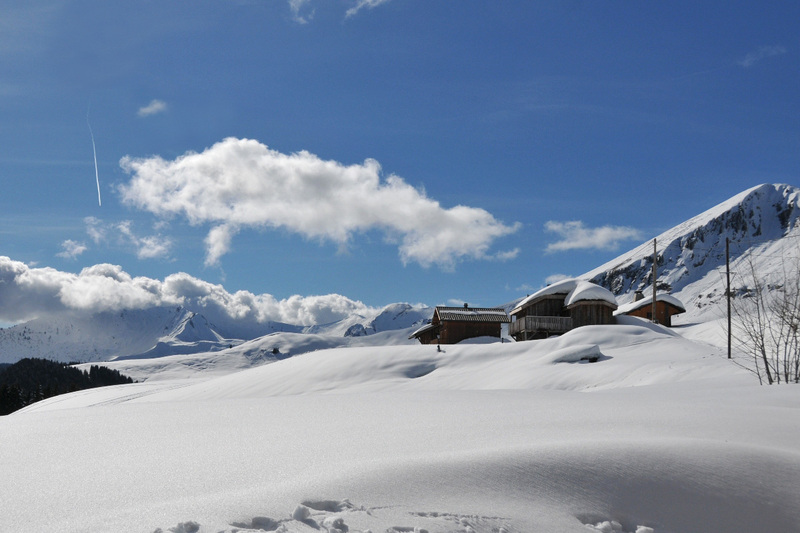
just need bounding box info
[0,305,297,364]
[305,302,432,337]
[0,302,431,364]
[583,183,800,317]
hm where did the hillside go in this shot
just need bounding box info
[583,183,800,318]
[4,316,798,532]
[0,358,133,415]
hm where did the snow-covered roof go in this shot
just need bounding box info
[511,279,617,315]
[614,293,686,316]
[434,306,510,323]
[564,281,618,308]
[408,322,435,339]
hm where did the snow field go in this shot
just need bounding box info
[2,320,799,532]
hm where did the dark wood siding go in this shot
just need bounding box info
[417,328,439,344]
[518,295,569,318]
[568,302,616,328]
[440,321,502,344]
[624,301,681,327]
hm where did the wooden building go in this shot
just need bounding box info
[509,279,618,341]
[615,291,686,327]
[409,304,510,345]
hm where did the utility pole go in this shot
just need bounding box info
[726,237,731,359]
[652,238,657,323]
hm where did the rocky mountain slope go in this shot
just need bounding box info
[583,183,800,317]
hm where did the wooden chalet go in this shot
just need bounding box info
[615,291,686,327]
[509,279,618,341]
[409,304,510,345]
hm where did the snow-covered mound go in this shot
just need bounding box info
[41,318,747,405]
[82,326,421,382]
[3,320,798,533]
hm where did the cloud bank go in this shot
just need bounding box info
[119,137,519,269]
[545,220,642,253]
[0,256,372,326]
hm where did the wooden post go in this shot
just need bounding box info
[727,237,732,359]
[652,239,657,323]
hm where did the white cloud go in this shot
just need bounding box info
[137,99,168,117]
[514,273,570,295]
[544,220,642,253]
[287,0,390,21]
[85,216,106,243]
[345,0,392,18]
[0,255,373,326]
[288,0,314,23]
[492,248,520,262]
[738,45,787,67]
[135,235,173,260]
[513,282,538,294]
[545,273,571,285]
[56,240,87,259]
[119,137,519,269]
[116,221,173,260]
[204,224,238,267]
[84,217,172,260]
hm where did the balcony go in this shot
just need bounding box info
[509,315,573,339]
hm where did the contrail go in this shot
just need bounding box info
[86,108,101,207]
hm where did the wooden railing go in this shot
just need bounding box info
[509,315,573,336]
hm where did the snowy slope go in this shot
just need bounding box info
[79,326,422,382]
[3,318,799,533]
[66,316,748,396]
[583,183,800,318]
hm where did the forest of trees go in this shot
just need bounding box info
[0,358,134,415]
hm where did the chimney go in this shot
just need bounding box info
[634,290,644,302]
[463,303,469,308]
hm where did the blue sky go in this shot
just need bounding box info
[1,1,798,324]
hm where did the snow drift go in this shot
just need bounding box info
[4,318,799,533]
